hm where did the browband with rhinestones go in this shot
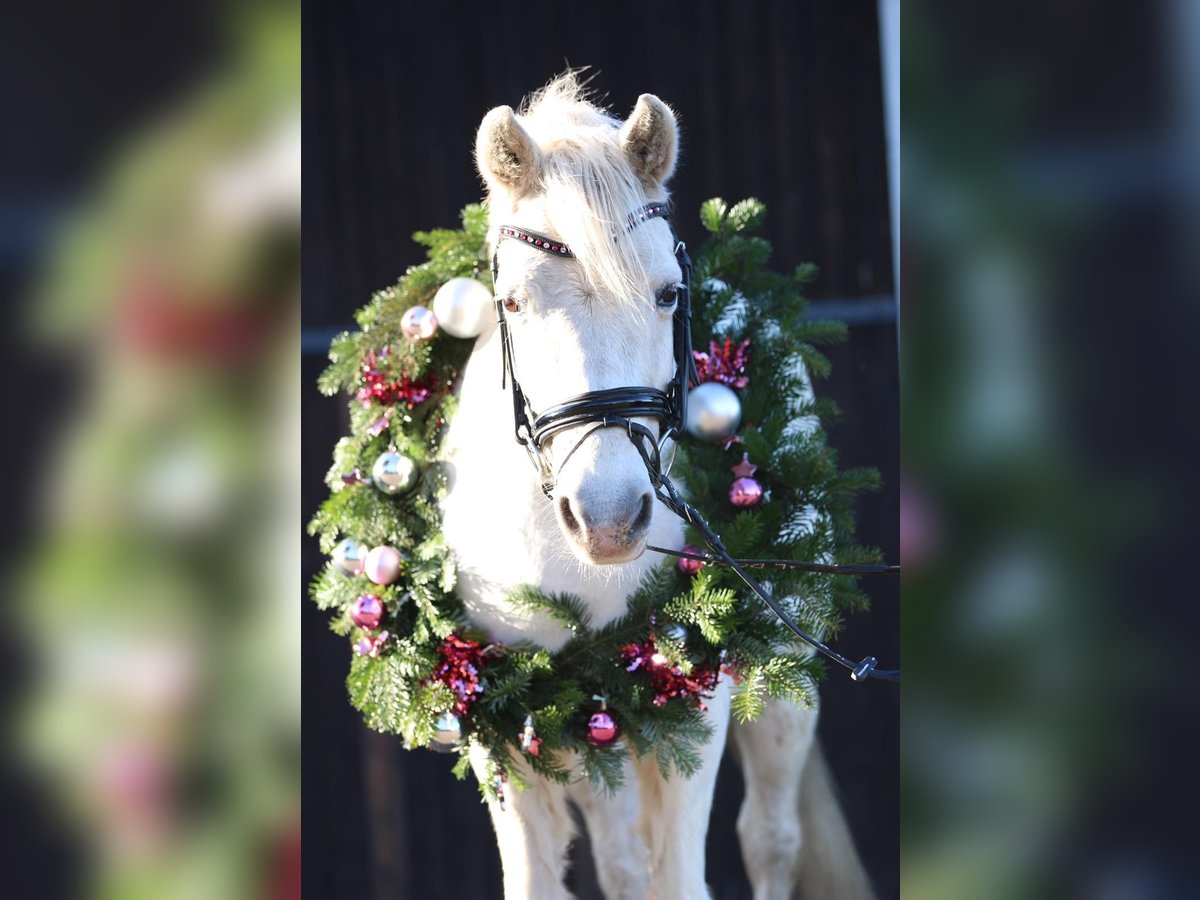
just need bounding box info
[495,202,670,259]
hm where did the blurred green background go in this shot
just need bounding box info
[902,1,1200,896]
[2,3,299,898]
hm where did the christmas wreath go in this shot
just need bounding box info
[308,198,880,800]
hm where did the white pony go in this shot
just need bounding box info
[440,75,873,900]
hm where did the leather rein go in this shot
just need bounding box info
[489,203,899,683]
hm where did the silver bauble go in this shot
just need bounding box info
[371,450,417,495]
[331,538,367,577]
[430,711,462,752]
[685,382,742,442]
[400,305,438,342]
[431,277,493,339]
[663,622,689,644]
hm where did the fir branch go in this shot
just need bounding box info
[731,667,768,724]
[507,585,593,635]
[699,198,728,234]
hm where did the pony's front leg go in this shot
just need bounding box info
[568,754,649,899]
[729,697,816,900]
[634,680,732,900]
[469,743,576,900]
[731,697,875,900]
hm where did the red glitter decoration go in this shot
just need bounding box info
[427,634,487,715]
[119,274,271,363]
[620,638,721,708]
[357,349,439,408]
[693,338,751,389]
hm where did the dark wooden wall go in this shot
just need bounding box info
[303,1,898,897]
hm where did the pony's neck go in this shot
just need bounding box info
[438,324,681,652]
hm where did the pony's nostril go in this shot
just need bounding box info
[558,496,582,536]
[630,492,653,534]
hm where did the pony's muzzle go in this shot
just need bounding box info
[556,490,653,564]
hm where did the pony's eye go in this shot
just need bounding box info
[502,296,523,314]
[656,284,681,309]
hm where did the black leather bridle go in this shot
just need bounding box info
[489,203,899,683]
[491,203,694,496]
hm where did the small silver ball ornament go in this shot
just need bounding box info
[331,538,367,577]
[430,711,462,752]
[663,622,689,644]
[371,450,417,495]
[685,382,742,442]
[400,305,438,342]
[431,277,493,339]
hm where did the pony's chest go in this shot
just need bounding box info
[440,463,684,652]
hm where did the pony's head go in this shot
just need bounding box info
[476,75,682,566]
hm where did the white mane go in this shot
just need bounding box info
[508,73,666,305]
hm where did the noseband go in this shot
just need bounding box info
[489,203,899,683]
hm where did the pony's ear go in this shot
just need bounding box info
[475,105,542,197]
[619,94,678,188]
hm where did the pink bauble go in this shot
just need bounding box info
[677,544,705,576]
[729,476,764,508]
[350,594,386,630]
[364,545,405,585]
[400,305,438,342]
[586,711,620,747]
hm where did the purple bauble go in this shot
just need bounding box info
[729,476,764,508]
[364,545,405,585]
[677,544,705,576]
[400,305,438,342]
[586,711,620,747]
[350,594,386,630]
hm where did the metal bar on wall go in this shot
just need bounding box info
[300,297,899,356]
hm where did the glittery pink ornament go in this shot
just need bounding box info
[729,454,764,507]
[730,476,764,507]
[677,544,705,576]
[586,710,620,747]
[364,545,405,585]
[400,305,438,342]
[354,630,390,658]
[356,352,438,409]
[350,594,385,630]
[621,638,721,708]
